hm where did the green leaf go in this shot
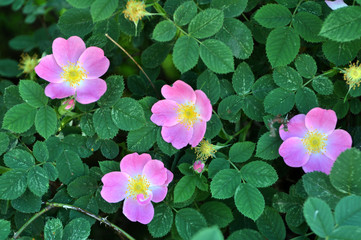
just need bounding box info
[56,150,85,185]
[254,4,292,28]
[100,139,119,159]
[200,201,233,228]
[210,0,247,18]
[350,98,361,114]
[242,95,265,121]
[35,106,57,139]
[211,169,241,199]
[19,80,47,107]
[303,172,346,209]
[200,39,234,74]
[148,204,173,238]
[204,114,222,139]
[141,43,172,69]
[188,8,224,39]
[173,36,199,73]
[153,20,177,42]
[256,132,282,160]
[0,169,27,200]
[217,95,243,122]
[0,59,21,77]
[157,128,178,156]
[44,218,63,240]
[11,189,42,213]
[233,62,254,96]
[197,70,220,104]
[208,158,230,178]
[98,75,124,107]
[174,176,197,203]
[266,27,300,68]
[273,66,303,91]
[127,123,157,152]
[27,166,49,197]
[191,226,224,240]
[67,175,98,198]
[312,76,334,95]
[229,141,255,163]
[234,183,265,221]
[0,219,11,240]
[175,208,207,240]
[0,132,9,156]
[322,40,361,66]
[295,87,318,113]
[69,195,99,224]
[58,8,93,38]
[90,0,118,22]
[63,218,90,240]
[335,195,361,227]
[33,141,49,162]
[80,113,95,136]
[264,88,295,115]
[319,6,361,42]
[295,54,317,79]
[93,108,118,139]
[4,149,35,169]
[4,85,23,109]
[2,103,36,133]
[99,161,119,174]
[111,98,146,131]
[215,18,253,59]
[66,0,94,8]
[43,163,58,181]
[330,148,361,195]
[241,161,278,188]
[252,74,278,100]
[328,226,361,240]
[303,197,334,238]
[256,207,286,240]
[293,12,324,43]
[173,1,197,26]
[228,229,264,240]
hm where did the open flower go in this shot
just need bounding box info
[279,107,352,174]
[35,36,109,104]
[325,0,347,10]
[101,153,173,224]
[151,80,212,149]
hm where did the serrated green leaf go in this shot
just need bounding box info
[293,12,324,43]
[174,176,197,203]
[19,80,47,107]
[111,97,146,131]
[320,6,361,42]
[350,98,361,114]
[322,40,361,66]
[33,141,49,162]
[58,8,93,38]
[330,148,361,195]
[35,106,57,139]
[242,95,264,121]
[229,141,255,163]
[141,42,172,69]
[252,74,278,100]
[217,95,243,122]
[175,208,207,240]
[200,201,233,228]
[0,169,27,200]
[0,59,21,77]
[266,27,300,68]
[4,149,34,169]
[335,195,361,227]
[232,62,254,96]
[0,219,11,240]
[69,195,99,224]
[4,85,23,109]
[211,169,241,199]
[90,0,118,22]
[295,87,318,113]
[256,132,282,160]
[11,189,42,213]
[43,163,58,181]
[256,207,286,240]
[254,4,292,28]
[67,175,98,198]
[328,226,361,240]
[211,0,247,18]
[0,132,9,156]
[264,88,295,115]
[235,183,265,221]
[66,0,94,8]
[127,123,157,152]
[148,204,173,238]
[93,108,118,139]
[100,139,119,159]
[312,76,333,95]
[99,160,119,174]
[63,218,90,240]
[241,161,278,188]
[56,150,85,185]
[173,1,197,26]
[303,197,334,238]
[80,113,95,136]
[98,75,124,107]
[208,158,230,178]
[215,18,253,59]
[27,166,49,197]
[153,20,177,42]
[228,229,264,240]
[173,36,199,73]
[295,54,317,79]
[200,39,234,74]
[273,66,303,91]
[44,218,63,240]
[2,103,36,133]
[188,8,224,39]
[191,226,223,240]
[197,69,220,104]
[204,114,222,139]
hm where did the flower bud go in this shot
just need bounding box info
[58,99,75,115]
[193,160,205,174]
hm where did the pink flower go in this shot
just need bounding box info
[325,0,347,10]
[279,107,352,174]
[193,160,205,174]
[35,36,109,104]
[100,153,173,224]
[150,80,212,149]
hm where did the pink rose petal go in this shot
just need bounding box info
[161,80,196,104]
[120,153,152,177]
[150,186,167,203]
[150,99,179,127]
[279,137,310,167]
[101,172,129,203]
[142,160,167,186]
[195,90,212,121]
[137,192,152,205]
[34,54,63,83]
[75,78,107,104]
[165,169,173,185]
[189,120,206,147]
[44,82,75,99]
[324,129,352,160]
[305,108,337,135]
[161,123,193,149]
[52,36,86,66]
[123,197,154,224]
[279,114,307,141]
[302,153,335,174]
[78,46,110,79]
[325,0,348,10]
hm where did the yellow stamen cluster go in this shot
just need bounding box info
[19,53,38,74]
[123,0,147,24]
[343,61,361,89]
[126,174,150,199]
[61,61,87,87]
[301,130,328,154]
[194,140,216,160]
[176,103,200,129]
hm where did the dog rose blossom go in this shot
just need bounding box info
[278,107,352,174]
[101,153,173,224]
[325,0,347,10]
[35,36,109,104]
[151,80,212,149]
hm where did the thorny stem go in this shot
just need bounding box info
[12,202,135,240]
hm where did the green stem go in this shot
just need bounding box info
[228,159,240,171]
[289,0,305,27]
[13,202,135,240]
[222,121,253,145]
[0,166,11,174]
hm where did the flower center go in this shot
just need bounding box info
[343,61,361,89]
[176,103,200,129]
[194,140,216,160]
[61,62,87,88]
[123,0,147,23]
[126,175,150,199]
[301,130,328,154]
